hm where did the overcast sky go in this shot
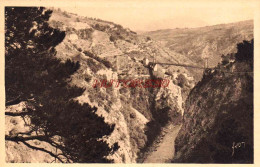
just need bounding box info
[60,0,254,31]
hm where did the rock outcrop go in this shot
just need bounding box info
[173,40,253,163]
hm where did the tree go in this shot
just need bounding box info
[235,39,253,63]
[176,74,187,88]
[5,7,118,163]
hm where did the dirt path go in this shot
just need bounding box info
[143,124,181,163]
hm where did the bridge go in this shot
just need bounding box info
[151,62,209,70]
[151,61,253,74]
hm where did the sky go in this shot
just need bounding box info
[59,0,254,31]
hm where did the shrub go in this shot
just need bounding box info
[78,28,94,39]
[146,37,151,41]
[77,47,82,52]
[109,35,116,42]
[86,58,101,73]
[62,11,71,18]
[126,39,131,43]
[102,59,112,68]
[83,50,95,57]
[176,73,188,88]
[84,73,92,82]
[235,39,253,63]
[93,23,108,32]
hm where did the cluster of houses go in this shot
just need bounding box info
[116,55,194,87]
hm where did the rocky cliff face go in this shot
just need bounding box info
[50,9,189,163]
[173,40,253,163]
[6,8,191,163]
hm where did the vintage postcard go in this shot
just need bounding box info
[0,0,259,165]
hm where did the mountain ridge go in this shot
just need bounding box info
[143,20,253,33]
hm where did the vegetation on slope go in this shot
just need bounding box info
[5,7,118,163]
[173,39,253,163]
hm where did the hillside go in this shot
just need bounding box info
[5,8,194,163]
[143,20,253,80]
[5,7,254,164]
[173,40,253,163]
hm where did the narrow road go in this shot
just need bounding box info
[144,124,181,163]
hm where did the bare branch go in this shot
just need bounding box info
[5,108,33,117]
[5,111,31,116]
[21,140,64,163]
[44,138,72,162]
[5,135,48,142]
[17,130,34,136]
[5,95,22,106]
[6,134,66,162]
[6,134,71,162]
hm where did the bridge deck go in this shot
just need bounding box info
[152,62,253,73]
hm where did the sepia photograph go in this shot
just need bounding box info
[2,0,257,164]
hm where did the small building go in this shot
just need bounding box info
[144,58,149,66]
[152,64,166,78]
[153,70,164,78]
[154,64,158,72]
